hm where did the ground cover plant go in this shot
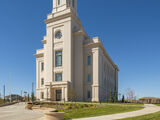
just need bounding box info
[34,102,144,119]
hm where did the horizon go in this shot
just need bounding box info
[0,0,160,99]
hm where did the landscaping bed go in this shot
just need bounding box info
[33,102,144,119]
[0,102,18,107]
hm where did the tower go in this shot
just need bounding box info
[52,0,77,16]
[41,0,83,101]
[35,0,119,102]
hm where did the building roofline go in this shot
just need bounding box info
[84,37,119,71]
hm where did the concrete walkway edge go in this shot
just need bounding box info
[73,104,160,120]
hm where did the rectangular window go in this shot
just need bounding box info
[41,78,44,86]
[88,55,91,66]
[72,0,75,8]
[88,91,91,99]
[58,0,60,5]
[88,74,91,83]
[41,62,44,71]
[41,92,44,99]
[56,51,62,67]
[56,73,62,82]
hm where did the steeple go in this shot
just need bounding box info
[52,0,77,15]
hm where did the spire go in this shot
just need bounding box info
[52,0,77,15]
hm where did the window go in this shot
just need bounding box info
[41,92,44,99]
[41,62,44,71]
[41,78,44,86]
[56,73,62,82]
[58,0,61,5]
[88,55,91,66]
[88,91,91,99]
[72,0,75,8]
[55,31,62,39]
[88,74,91,83]
[56,51,62,67]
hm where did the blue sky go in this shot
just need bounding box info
[0,0,160,98]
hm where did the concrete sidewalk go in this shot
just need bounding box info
[0,103,43,120]
[73,104,160,120]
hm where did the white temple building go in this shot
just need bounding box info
[35,0,119,102]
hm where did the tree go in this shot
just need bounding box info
[109,89,113,103]
[68,88,77,102]
[28,94,30,102]
[125,88,135,103]
[113,91,118,103]
[122,95,125,103]
[31,92,35,103]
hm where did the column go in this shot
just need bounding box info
[45,87,48,101]
[65,87,68,101]
[92,48,99,102]
[62,87,65,102]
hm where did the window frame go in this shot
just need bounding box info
[41,92,44,99]
[41,78,44,86]
[72,0,75,8]
[87,90,91,99]
[58,0,61,5]
[88,55,91,66]
[88,74,91,83]
[55,50,62,67]
[55,73,62,82]
[41,62,44,71]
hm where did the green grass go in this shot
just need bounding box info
[59,104,144,119]
[0,99,3,105]
[120,112,160,120]
[69,102,143,106]
[104,103,143,106]
[154,104,160,106]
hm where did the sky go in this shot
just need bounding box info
[0,0,160,99]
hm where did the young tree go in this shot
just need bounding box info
[113,91,118,103]
[31,92,35,103]
[122,95,125,103]
[109,90,113,103]
[126,88,135,103]
[68,88,77,102]
[28,94,30,102]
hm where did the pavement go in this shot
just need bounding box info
[0,103,43,120]
[0,103,160,120]
[73,104,160,120]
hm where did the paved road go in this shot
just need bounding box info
[0,103,43,120]
[73,104,160,120]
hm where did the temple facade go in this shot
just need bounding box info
[35,0,119,102]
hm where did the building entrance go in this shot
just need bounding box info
[56,90,62,101]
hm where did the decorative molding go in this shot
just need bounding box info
[42,40,47,44]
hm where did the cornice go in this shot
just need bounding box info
[34,53,44,58]
[84,42,119,71]
[45,9,82,28]
[42,40,47,44]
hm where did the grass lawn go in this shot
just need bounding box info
[59,104,144,119]
[104,103,143,106]
[0,99,3,105]
[120,112,160,120]
[155,104,160,106]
